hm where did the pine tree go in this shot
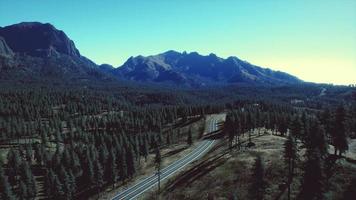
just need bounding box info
[0,164,15,200]
[332,106,349,156]
[118,148,128,183]
[94,159,104,192]
[298,148,325,200]
[57,165,75,200]
[53,175,64,198]
[7,148,21,186]
[248,155,265,200]
[225,114,234,149]
[154,145,162,192]
[306,120,328,158]
[87,156,95,186]
[18,180,28,200]
[290,116,302,138]
[33,143,43,166]
[19,161,36,198]
[141,135,149,162]
[68,170,76,199]
[187,127,193,146]
[107,148,118,188]
[45,169,56,198]
[284,134,298,200]
[126,146,136,178]
[166,130,171,145]
[158,126,163,145]
[234,115,242,150]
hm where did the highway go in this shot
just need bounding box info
[111,118,218,200]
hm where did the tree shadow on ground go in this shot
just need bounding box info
[162,146,187,159]
[173,117,202,129]
[165,148,230,192]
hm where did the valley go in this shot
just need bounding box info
[0,17,355,200]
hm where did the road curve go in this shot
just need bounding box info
[111,118,218,200]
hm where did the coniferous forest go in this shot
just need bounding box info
[0,6,355,199]
[0,83,355,200]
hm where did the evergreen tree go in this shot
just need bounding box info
[284,134,298,200]
[53,175,64,198]
[68,170,76,198]
[45,169,56,199]
[290,116,302,138]
[118,148,128,183]
[107,148,118,188]
[225,114,234,149]
[94,159,104,192]
[248,155,265,200]
[332,106,349,156]
[19,161,36,198]
[154,145,162,192]
[141,136,149,162]
[166,130,171,145]
[187,127,193,146]
[0,164,15,200]
[18,180,28,200]
[7,148,21,186]
[33,143,44,166]
[298,149,325,200]
[126,146,136,178]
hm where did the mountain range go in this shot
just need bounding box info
[0,22,302,87]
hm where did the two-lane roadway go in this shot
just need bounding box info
[111,118,219,200]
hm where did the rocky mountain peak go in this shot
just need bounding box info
[0,22,80,57]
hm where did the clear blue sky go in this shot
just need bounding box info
[0,0,355,84]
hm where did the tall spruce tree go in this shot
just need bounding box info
[284,134,298,200]
[187,127,193,146]
[53,175,64,199]
[298,148,325,200]
[19,161,36,198]
[332,106,348,156]
[248,155,266,200]
[0,164,15,200]
[154,145,162,192]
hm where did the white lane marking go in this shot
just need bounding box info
[116,141,211,200]
[116,139,212,198]
[128,140,215,200]
[118,118,216,197]
[112,119,218,200]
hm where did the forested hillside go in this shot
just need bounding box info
[0,83,355,199]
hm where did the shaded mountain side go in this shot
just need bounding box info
[0,22,80,57]
[114,50,302,87]
[0,36,13,56]
[0,22,114,83]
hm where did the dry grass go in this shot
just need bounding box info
[144,132,356,200]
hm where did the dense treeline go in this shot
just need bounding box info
[0,83,354,200]
[0,88,223,199]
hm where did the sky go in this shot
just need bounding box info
[0,0,355,85]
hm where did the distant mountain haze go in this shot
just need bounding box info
[0,22,302,87]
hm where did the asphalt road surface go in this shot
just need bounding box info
[111,118,218,200]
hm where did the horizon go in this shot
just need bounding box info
[0,0,355,85]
